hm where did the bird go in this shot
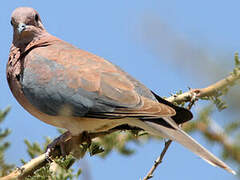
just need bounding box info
[7,7,235,175]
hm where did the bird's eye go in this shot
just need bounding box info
[10,20,13,26]
[35,14,39,22]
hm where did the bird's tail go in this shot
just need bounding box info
[143,118,236,175]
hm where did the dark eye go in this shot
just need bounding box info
[35,14,39,22]
[10,20,13,26]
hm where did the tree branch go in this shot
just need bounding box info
[1,65,240,180]
[166,67,240,103]
[0,154,46,180]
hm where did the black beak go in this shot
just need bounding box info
[17,23,26,34]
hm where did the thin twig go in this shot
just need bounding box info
[142,140,172,180]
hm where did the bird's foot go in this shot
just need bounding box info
[45,131,92,161]
[45,131,73,160]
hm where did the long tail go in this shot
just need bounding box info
[143,118,236,175]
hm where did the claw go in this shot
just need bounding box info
[45,148,53,163]
[45,131,72,158]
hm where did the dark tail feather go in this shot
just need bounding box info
[151,91,193,124]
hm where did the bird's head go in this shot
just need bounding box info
[11,7,46,47]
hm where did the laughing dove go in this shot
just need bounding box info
[7,7,235,174]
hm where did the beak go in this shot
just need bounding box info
[17,23,26,34]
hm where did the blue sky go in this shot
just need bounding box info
[0,1,239,179]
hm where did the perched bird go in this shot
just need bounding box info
[7,7,235,174]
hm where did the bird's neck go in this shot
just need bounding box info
[12,32,59,54]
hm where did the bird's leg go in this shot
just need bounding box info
[80,131,92,148]
[65,131,93,159]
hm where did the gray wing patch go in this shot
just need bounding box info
[21,55,120,117]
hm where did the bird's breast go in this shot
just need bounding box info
[6,49,80,131]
